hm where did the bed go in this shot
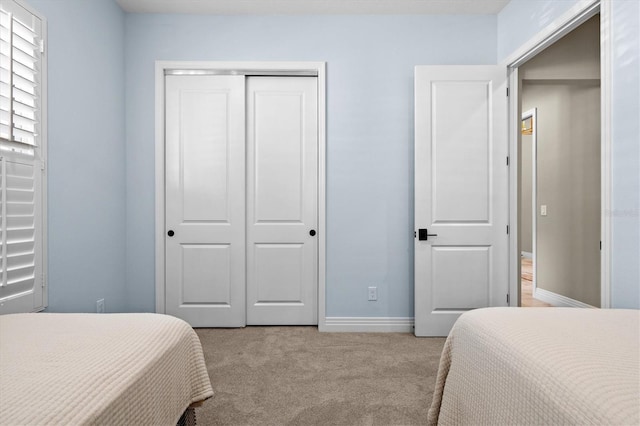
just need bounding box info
[427,307,640,425]
[0,313,213,425]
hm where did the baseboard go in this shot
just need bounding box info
[321,317,414,333]
[521,251,533,259]
[534,287,596,308]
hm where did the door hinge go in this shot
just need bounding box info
[39,39,45,54]
[507,294,510,304]
[600,241,602,250]
[506,87,509,97]
[506,156,509,166]
[40,160,45,171]
[506,225,509,235]
[41,273,46,288]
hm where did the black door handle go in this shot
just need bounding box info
[418,228,437,241]
[167,230,175,237]
[309,229,316,236]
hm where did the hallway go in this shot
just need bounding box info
[521,257,552,307]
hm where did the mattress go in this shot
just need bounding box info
[0,313,213,425]
[427,307,640,425]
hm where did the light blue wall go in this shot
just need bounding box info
[498,0,640,308]
[28,0,127,312]
[123,14,497,315]
[30,0,636,315]
[610,0,639,308]
[497,0,579,61]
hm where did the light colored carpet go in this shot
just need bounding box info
[194,327,445,425]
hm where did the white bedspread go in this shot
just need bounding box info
[0,313,213,425]
[428,308,640,425]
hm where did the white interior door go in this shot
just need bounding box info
[165,75,246,327]
[414,66,508,337]
[246,77,318,325]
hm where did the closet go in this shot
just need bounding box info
[164,73,318,327]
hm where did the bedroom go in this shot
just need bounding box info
[2,0,636,323]
[0,0,638,424]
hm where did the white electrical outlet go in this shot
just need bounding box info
[368,286,377,301]
[96,299,105,313]
[541,205,548,216]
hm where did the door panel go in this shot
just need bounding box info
[431,246,491,310]
[181,91,232,222]
[165,75,246,327]
[415,66,508,336]
[253,91,305,222]
[432,82,491,223]
[181,244,231,304]
[254,243,304,302]
[246,77,318,325]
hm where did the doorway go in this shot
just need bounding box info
[519,109,551,307]
[508,5,608,308]
[155,62,327,327]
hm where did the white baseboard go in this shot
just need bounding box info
[521,251,533,259]
[321,317,414,332]
[534,287,595,308]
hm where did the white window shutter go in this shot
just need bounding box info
[0,157,39,290]
[0,0,44,314]
[0,9,11,141]
[0,5,40,147]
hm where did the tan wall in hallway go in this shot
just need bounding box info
[520,15,600,81]
[519,12,601,307]
[522,82,601,307]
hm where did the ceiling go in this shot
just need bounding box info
[115,0,511,15]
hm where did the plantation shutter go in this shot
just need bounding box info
[0,0,44,314]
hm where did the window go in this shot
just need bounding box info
[0,0,46,314]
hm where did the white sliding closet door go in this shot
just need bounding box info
[165,75,246,327]
[164,74,318,327]
[246,77,318,325]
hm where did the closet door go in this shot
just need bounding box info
[165,75,246,327]
[246,77,318,325]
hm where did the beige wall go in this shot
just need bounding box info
[522,83,601,307]
[521,133,533,254]
[520,15,600,81]
[519,13,601,307]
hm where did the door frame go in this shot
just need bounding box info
[521,108,537,303]
[504,0,611,308]
[154,61,327,326]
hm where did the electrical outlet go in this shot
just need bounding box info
[368,286,377,301]
[540,205,547,216]
[96,299,105,313]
